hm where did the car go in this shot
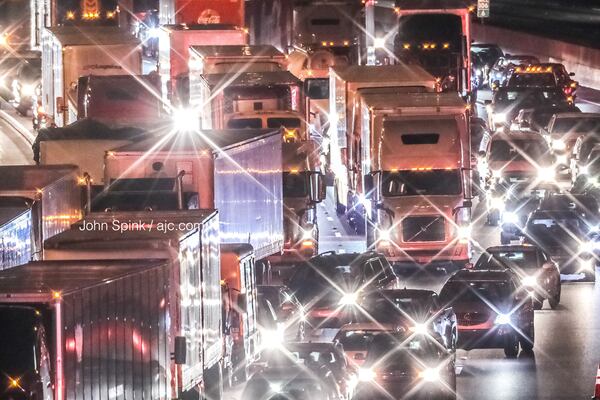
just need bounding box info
[334,322,402,368]
[561,114,600,174]
[474,245,561,310]
[257,285,307,341]
[12,57,41,116]
[243,342,355,400]
[471,43,504,85]
[486,87,572,132]
[572,144,600,193]
[514,104,580,134]
[522,207,597,281]
[439,269,535,357]
[358,289,458,352]
[507,63,577,98]
[354,332,457,400]
[488,54,540,88]
[286,251,398,329]
[256,295,288,347]
[483,131,555,225]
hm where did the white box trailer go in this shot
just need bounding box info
[43,210,224,399]
[101,129,284,263]
[40,26,142,127]
[0,165,81,269]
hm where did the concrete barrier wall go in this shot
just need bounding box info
[473,24,600,90]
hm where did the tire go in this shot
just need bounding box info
[487,210,500,226]
[503,334,519,358]
[500,231,510,245]
[519,325,534,353]
[204,362,223,400]
[223,362,233,389]
[548,287,561,309]
[584,269,596,282]
[334,187,345,216]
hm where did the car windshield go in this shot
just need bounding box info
[283,171,308,197]
[0,307,38,390]
[440,280,511,308]
[552,118,600,134]
[365,334,444,370]
[472,46,503,65]
[227,118,263,129]
[495,89,567,107]
[477,251,539,271]
[267,117,302,129]
[382,170,462,196]
[360,294,433,322]
[490,139,549,162]
[306,78,329,99]
[336,330,382,351]
[508,73,556,87]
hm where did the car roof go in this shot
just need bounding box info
[486,244,536,253]
[449,269,514,282]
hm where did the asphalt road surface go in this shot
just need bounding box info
[0,100,34,165]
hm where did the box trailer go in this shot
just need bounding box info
[43,210,224,399]
[33,118,149,185]
[101,129,284,264]
[157,24,247,106]
[0,165,81,269]
[38,26,141,128]
[159,0,245,26]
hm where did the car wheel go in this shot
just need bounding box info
[503,334,519,358]
[584,269,596,282]
[548,287,561,309]
[519,325,534,353]
[532,298,543,310]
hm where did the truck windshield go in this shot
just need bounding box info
[283,171,309,198]
[267,118,302,129]
[396,14,462,48]
[382,170,461,197]
[305,78,329,100]
[0,307,39,392]
[227,118,263,129]
[490,139,550,162]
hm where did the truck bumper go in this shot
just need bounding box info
[377,242,470,266]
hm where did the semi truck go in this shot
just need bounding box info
[33,118,149,186]
[359,91,472,268]
[157,24,247,106]
[393,0,473,95]
[188,45,287,75]
[36,26,142,128]
[328,64,438,232]
[75,74,163,127]
[159,0,244,26]
[101,129,284,269]
[0,165,81,270]
[29,210,223,399]
[189,70,303,130]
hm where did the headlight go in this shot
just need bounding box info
[502,211,519,224]
[494,112,507,124]
[490,197,505,210]
[269,383,283,393]
[494,314,512,325]
[492,169,502,179]
[358,368,376,382]
[339,292,358,306]
[581,259,594,271]
[261,328,284,347]
[457,225,472,243]
[537,167,556,182]
[580,241,595,254]
[556,154,568,165]
[21,84,35,97]
[302,229,314,240]
[552,139,566,151]
[409,322,428,335]
[418,368,440,382]
[579,165,589,175]
[522,276,537,287]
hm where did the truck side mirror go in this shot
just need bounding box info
[56,96,64,112]
[319,173,327,201]
[364,174,374,195]
[309,172,325,203]
[484,100,492,106]
[237,293,248,313]
[174,336,186,365]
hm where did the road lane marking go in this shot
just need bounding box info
[335,232,342,237]
[327,217,333,221]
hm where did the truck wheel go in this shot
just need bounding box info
[503,334,519,358]
[487,210,500,226]
[223,362,233,389]
[334,188,345,216]
[500,232,510,245]
[548,287,561,309]
[532,298,543,310]
[519,325,534,353]
[233,356,249,383]
[204,363,223,400]
[584,269,596,282]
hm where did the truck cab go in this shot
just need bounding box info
[360,92,472,268]
[189,45,287,75]
[225,110,307,143]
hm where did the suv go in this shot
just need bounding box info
[439,269,535,358]
[287,251,398,328]
[488,54,540,88]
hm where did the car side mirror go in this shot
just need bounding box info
[56,96,65,112]
[174,336,186,365]
[464,262,474,270]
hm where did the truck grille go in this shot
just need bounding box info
[402,216,445,242]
